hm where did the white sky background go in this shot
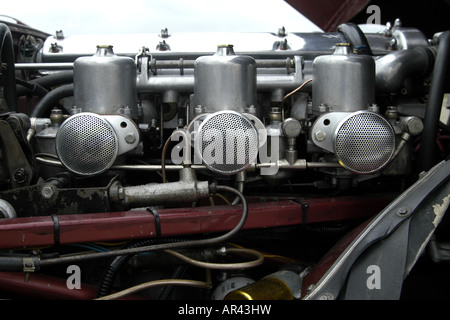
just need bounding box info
[0,0,322,36]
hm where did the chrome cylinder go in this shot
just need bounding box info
[73,45,138,118]
[193,45,257,114]
[312,43,375,113]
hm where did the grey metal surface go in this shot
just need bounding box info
[193,45,257,114]
[312,43,375,113]
[195,111,259,175]
[56,112,119,176]
[73,45,138,117]
[113,167,210,208]
[311,111,395,174]
[303,160,450,300]
[375,47,431,93]
[55,113,140,176]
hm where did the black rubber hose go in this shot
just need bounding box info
[16,78,49,97]
[337,22,373,55]
[0,257,25,271]
[96,238,178,298]
[16,70,73,97]
[96,242,146,298]
[0,23,17,111]
[30,83,73,118]
[420,31,450,171]
[0,256,40,271]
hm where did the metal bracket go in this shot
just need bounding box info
[22,257,36,273]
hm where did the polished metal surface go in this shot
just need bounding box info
[56,112,119,176]
[334,111,395,174]
[375,47,431,93]
[55,112,140,176]
[195,111,259,175]
[312,43,375,113]
[193,45,257,114]
[311,111,395,174]
[73,45,138,117]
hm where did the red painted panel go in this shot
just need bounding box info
[285,0,370,31]
[0,196,394,249]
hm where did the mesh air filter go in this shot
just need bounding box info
[334,112,395,174]
[56,113,119,176]
[196,111,259,175]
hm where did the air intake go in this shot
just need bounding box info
[195,111,259,175]
[312,111,395,174]
[56,113,139,176]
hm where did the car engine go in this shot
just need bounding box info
[0,7,449,302]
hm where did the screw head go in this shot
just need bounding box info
[125,133,136,144]
[315,131,326,142]
[41,186,55,199]
[396,207,410,217]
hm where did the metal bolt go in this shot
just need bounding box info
[125,133,136,144]
[367,104,380,113]
[396,207,409,217]
[13,168,27,184]
[318,293,334,300]
[388,38,397,50]
[41,186,55,199]
[217,247,227,256]
[318,104,329,114]
[244,105,256,115]
[160,28,170,38]
[277,26,286,37]
[195,105,205,116]
[117,186,125,200]
[315,131,326,142]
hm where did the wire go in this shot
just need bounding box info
[280,78,312,108]
[69,243,109,253]
[94,241,130,247]
[164,247,264,270]
[229,243,296,264]
[214,193,232,205]
[95,279,211,300]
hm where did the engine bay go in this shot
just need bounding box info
[0,10,449,301]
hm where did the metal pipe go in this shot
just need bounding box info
[15,62,74,70]
[420,31,450,171]
[15,59,295,71]
[375,47,432,93]
[35,156,340,171]
[112,167,210,208]
[137,56,305,93]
